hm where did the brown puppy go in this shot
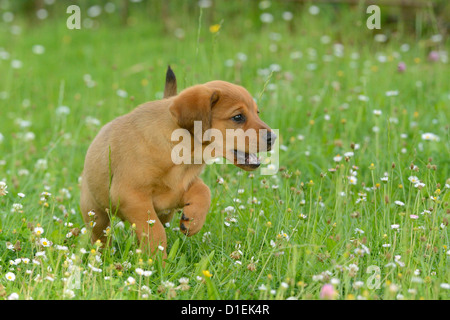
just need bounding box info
[80,67,276,258]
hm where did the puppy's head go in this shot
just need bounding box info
[169,81,276,171]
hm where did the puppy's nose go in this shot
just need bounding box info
[265,131,277,147]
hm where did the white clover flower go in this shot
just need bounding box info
[162,280,175,288]
[440,283,450,290]
[35,159,48,170]
[385,90,399,97]
[344,151,354,157]
[358,94,369,102]
[135,268,144,276]
[282,11,293,21]
[179,277,189,285]
[224,206,235,213]
[0,181,8,196]
[11,59,22,69]
[414,182,425,188]
[63,289,75,299]
[85,116,101,126]
[260,13,273,23]
[353,281,364,289]
[374,34,388,42]
[116,89,128,98]
[36,8,48,19]
[32,44,45,55]
[11,203,23,213]
[56,105,70,116]
[258,284,268,291]
[8,293,19,300]
[347,264,359,277]
[308,5,320,15]
[394,200,405,206]
[198,0,212,8]
[87,5,102,17]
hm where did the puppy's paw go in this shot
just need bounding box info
[179,209,204,237]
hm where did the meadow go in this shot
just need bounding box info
[0,0,449,300]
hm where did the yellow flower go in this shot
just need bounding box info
[202,270,213,278]
[62,35,71,44]
[209,24,221,33]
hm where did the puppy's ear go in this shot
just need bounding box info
[169,85,220,133]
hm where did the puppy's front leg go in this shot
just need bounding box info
[180,178,211,236]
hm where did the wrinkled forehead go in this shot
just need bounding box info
[204,81,256,109]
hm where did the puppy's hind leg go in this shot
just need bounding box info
[80,188,111,245]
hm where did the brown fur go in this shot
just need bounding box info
[80,70,275,259]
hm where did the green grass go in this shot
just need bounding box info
[0,1,449,300]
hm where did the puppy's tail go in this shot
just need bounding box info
[163,65,177,98]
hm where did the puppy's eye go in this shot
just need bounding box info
[231,114,245,123]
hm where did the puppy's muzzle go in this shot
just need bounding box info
[263,131,277,151]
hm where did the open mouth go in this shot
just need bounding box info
[232,149,261,169]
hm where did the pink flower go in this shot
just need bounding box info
[428,51,439,62]
[320,284,337,300]
[410,214,419,219]
[397,62,406,72]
